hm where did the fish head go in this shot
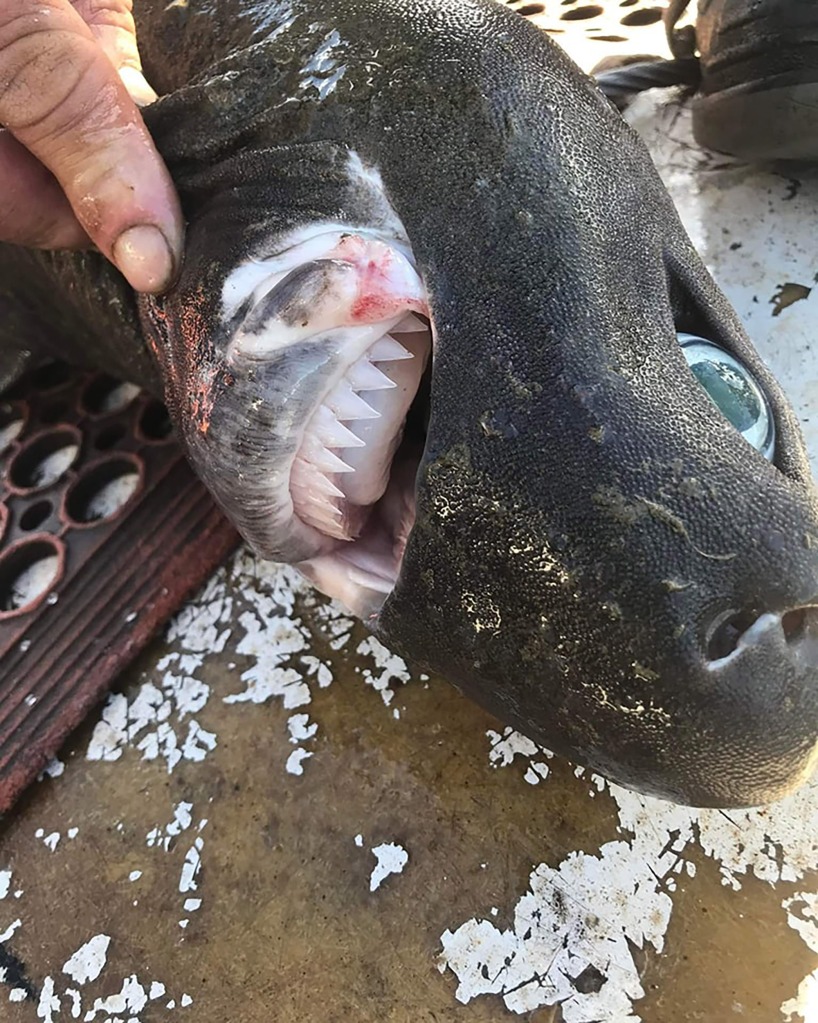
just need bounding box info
[139,3,818,808]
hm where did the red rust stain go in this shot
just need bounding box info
[190,365,219,437]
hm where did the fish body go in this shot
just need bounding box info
[2,0,818,806]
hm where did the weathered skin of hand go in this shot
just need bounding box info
[0,0,183,292]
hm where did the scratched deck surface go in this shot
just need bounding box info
[2,6,818,1023]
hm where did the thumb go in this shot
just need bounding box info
[0,0,183,292]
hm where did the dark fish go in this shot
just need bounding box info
[2,0,818,807]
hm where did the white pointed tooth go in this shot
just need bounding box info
[301,496,344,521]
[326,381,380,421]
[312,406,366,449]
[309,472,346,499]
[299,436,355,474]
[369,335,413,362]
[346,359,397,393]
[392,313,428,333]
[313,449,355,474]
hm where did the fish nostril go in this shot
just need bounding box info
[706,609,761,662]
[782,606,818,647]
[706,605,818,665]
[782,607,808,643]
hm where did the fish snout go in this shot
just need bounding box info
[647,591,818,806]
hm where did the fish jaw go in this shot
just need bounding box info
[147,221,434,621]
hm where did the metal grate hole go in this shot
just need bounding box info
[81,376,141,416]
[0,538,62,614]
[65,457,141,524]
[138,400,173,442]
[9,429,80,490]
[561,4,604,19]
[18,500,53,532]
[0,402,26,455]
[621,6,663,26]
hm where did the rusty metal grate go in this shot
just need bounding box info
[0,365,238,813]
[512,0,676,68]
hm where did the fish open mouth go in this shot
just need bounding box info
[221,227,432,619]
[292,314,431,619]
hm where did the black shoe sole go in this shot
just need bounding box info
[694,79,818,162]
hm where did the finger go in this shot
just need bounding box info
[0,0,184,292]
[71,0,157,105]
[0,129,89,248]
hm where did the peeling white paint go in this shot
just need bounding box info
[369,843,409,892]
[0,870,11,899]
[36,976,59,1022]
[62,934,111,985]
[165,572,234,654]
[784,890,818,960]
[38,758,65,781]
[33,966,180,1022]
[287,713,318,743]
[64,988,81,1018]
[87,654,215,773]
[356,636,410,708]
[523,762,550,786]
[147,801,194,850]
[285,748,313,776]
[444,732,818,1019]
[179,838,204,894]
[782,969,818,1023]
[0,918,21,942]
[486,728,542,769]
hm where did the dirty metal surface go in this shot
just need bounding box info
[0,367,239,813]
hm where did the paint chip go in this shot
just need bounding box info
[62,934,111,985]
[287,713,318,743]
[0,919,21,942]
[369,843,409,892]
[285,748,313,776]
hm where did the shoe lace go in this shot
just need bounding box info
[592,0,700,111]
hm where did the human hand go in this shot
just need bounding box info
[0,0,183,293]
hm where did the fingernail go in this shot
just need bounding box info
[113,225,175,293]
[118,66,158,108]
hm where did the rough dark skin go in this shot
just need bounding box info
[2,0,818,807]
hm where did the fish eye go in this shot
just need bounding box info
[677,332,775,461]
